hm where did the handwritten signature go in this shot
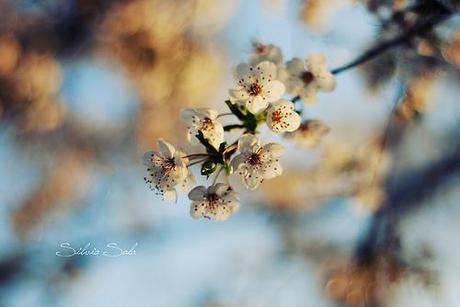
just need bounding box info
[56,242,138,258]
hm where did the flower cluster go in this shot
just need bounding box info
[143,42,337,221]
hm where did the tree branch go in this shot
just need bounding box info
[331,5,452,75]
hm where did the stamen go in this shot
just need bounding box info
[200,117,214,131]
[247,153,262,165]
[271,110,283,124]
[300,71,314,85]
[247,83,262,96]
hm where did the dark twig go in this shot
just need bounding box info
[331,7,452,75]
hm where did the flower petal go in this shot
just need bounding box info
[230,153,246,173]
[243,170,264,190]
[285,112,301,132]
[190,201,207,219]
[208,183,230,196]
[200,108,219,119]
[142,151,155,166]
[188,186,207,201]
[254,61,277,82]
[157,139,176,158]
[229,87,249,101]
[235,63,254,85]
[299,83,319,103]
[202,123,224,149]
[180,108,199,123]
[237,134,259,154]
[262,80,285,102]
[261,143,285,158]
[306,53,327,72]
[263,162,283,179]
[270,99,293,109]
[286,58,305,75]
[212,201,239,221]
[246,95,268,114]
[163,189,177,203]
[315,72,336,92]
[177,171,194,193]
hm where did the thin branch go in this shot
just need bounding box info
[331,7,452,75]
[182,153,209,159]
[187,158,208,167]
[224,124,245,131]
[217,113,234,118]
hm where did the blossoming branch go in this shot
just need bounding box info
[143,42,337,221]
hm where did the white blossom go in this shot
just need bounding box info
[266,99,301,132]
[286,119,330,148]
[282,54,336,103]
[188,183,240,221]
[229,61,285,114]
[249,42,283,66]
[181,108,224,149]
[143,139,193,202]
[231,134,284,190]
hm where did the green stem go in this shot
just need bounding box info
[224,124,245,131]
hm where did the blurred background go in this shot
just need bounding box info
[0,0,459,306]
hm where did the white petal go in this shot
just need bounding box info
[242,170,264,190]
[299,83,319,104]
[230,154,246,173]
[250,44,283,66]
[284,77,304,94]
[286,58,305,75]
[229,87,249,101]
[262,80,285,102]
[306,53,327,72]
[246,95,268,114]
[266,45,282,64]
[157,139,176,158]
[315,72,336,92]
[190,201,207,219]
[235,63,254,84]
[221,188,239,203]
[177,171,195,193]
[263,162,283,179]
[270,99,294,109]
[197,108,219,119]
[186,128,195,143]
[163,189,177,203]
[277,66,289,83]
[173,154,188,170]
[212,202,239,221]
[208,183,230,196]
[202,123,224,149]
[142,151,155,166]
[188,186,207,201]
[285,112,301,132]
[261,143,285,158]
[180,108,199,123]
[237,134,259,154]
[255,61,277,82]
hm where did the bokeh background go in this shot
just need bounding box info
[0,0,460,306]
